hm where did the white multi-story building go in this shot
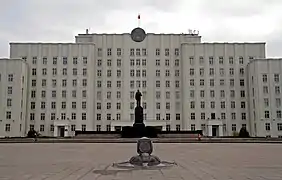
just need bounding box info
[0,58,28,137]
[247,58,282,137]
[2,29,281,138]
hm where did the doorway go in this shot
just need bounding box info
[58,126,65,137]
[212,125,219,137]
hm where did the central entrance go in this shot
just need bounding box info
[58,126,65,137]
[212,125,219,137]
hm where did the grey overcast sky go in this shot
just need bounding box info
[1,0,282,57]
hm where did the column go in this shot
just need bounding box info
[54,125,58,137]
[219,125,223,137]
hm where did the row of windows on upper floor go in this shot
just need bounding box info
[28,67,247,79]
[23,53,252,67]
[261,74,281,83]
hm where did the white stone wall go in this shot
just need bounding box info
[0,58,28,137]
[247,59,282,137]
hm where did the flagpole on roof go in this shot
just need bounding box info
[138,14,140,27]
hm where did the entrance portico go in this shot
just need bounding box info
[110,121,167,131]
[206,119,224,137]
[53,120,72,137]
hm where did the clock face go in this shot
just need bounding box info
[131,27,146,42]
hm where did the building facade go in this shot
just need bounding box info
[2,30,280,137]
[247,58,282,137]
[0,58,28,137]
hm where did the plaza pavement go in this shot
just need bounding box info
[0,143,282,179]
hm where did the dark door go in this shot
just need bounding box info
[212,126,217,137]
[59,127,65,137]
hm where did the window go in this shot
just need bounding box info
[156,70,160,77]
[165,81,170,88]
[72,90,76,98]
[199,56,204,64]
[41,79,47,87]
[231,101,236,109]
[191,124,195,131]
[239,68,244,76]
[73,57,78,65]
[63,68,67,75]
[219,68,224,76]
[142,49,147,56]
[136,48,141,56]
[62,90,67,98]
[165,70,170,77]
[82,125,86,131]
[107,70,111,77]
[42,68,47,75]
[142,70,146,77]
[278,123,282,131]
[41,113,45,121]
[41,102,46,109]
[274,74,280,83]
[53,57,57,64]
[107,48,112,56]
[229,57,234,64]
[107,114,111,120]
[62,57,68,65]
[211,101,215,109]
[166,113,170,120]
[239,56,244,64]
[32,80,36,87]
[190,101,195,109]
[32,57,37,64]
[275,86,280,94]
[241,101,246,109]
[209,68,214,76]
[240,79,245,86]
[117,48,122,56]
[220,90,225,98]
[209,56,214,65]
[200,79,204,86]
[201,113,205,120]
[201,101,205,109]
[165,48,169,56]
[7,87,12,95]
[264,98,269,107]
[156,102,160,109]
[200,90,205,98]
[117,59,121,67]
[221,113,226,120]
[210,90,215,98]
[220,79,225,86]
[241,113,246,120]
[232,124,236,131]
[82,102,87,109]
[156,91,161,99]
[175,59,179,66]
[262,74,267,82]
[166,102,170,110]
[276,98,281,107]
[191,113,195,120]
[189,57,194,65]
[231,113,236,120]
[82,113,86,120]
[82,57,87,65]
[156,59,160,66]
[190,90,195,98]
[83,68,87,76]
[210,79,214,86]
[230,79,234,87]
[263,86,269,94]
[229,68,234,75]
[82,79,87,86]
[6,111,11,119]
[221,101,225,109]
[190,79,194,86]
[52,68,57,75]
[61,102,66,109]
[165,59,169,66]
[107,102,111,109]
[107,59,111,66]
[265,111,270,119]
[156,81,160,88]
[265,123,270,131]
[166,125,171,131]
[190,68,195,76]
[42,57,47,65]
[219,56,224,64]
[32,68,37,76]
[98,49,102,57]
[71,125,76,131]
[5,124,11,132]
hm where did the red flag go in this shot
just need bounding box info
[138,14,140,19]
